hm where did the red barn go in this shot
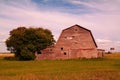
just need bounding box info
[36,24,99,60]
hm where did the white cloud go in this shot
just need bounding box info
[0,0,120,52]
[67,0,120,14]
[0,43,9,52]
[96,39,112,43]
[0,39,6,43]
[0,0,92,40]
[96,39,120,52]
[0,32,5,36]
[116,41,120,44]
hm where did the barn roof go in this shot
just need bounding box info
[63,24,98,48]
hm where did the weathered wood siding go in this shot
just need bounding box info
[55,25,98,59]
[36,25,98,60]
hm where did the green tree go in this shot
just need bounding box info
[6,27,55,60]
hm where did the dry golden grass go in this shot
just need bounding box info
[104,52,120,58]
[0,53,15,57]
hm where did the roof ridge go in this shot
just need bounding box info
[62,24,97,47]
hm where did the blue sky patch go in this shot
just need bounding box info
[32,0,98,14]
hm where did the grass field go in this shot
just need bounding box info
[0,53,120,80]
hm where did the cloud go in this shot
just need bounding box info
[96,39,112,43]
[0,0,120,52]
[0,43,9,52]
[0,32,5,36]
[0,39,6,43]
[67,0,120,14]
[96,39,120,52]
[0,0,92,40]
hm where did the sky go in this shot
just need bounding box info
[0,0,120,52]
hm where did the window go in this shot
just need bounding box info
[74,42,78,44]
[75,29,77,31]
[64,52,67,55]
[66,36,73,40]
[50,49,52,51]
[37,51,41,54]
[61,47,63,50]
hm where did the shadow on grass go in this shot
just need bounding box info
[4,57,19,61]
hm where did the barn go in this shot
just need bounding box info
[36,24,99,60]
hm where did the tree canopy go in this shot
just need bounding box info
[6,27,55,60]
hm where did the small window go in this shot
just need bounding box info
[50,49,52,51]
[66,36,73,40]
[72,36,75,38]
[64,52,67,55]
[61,47,63,50]
[37,51,41,54]
[75,29,77,31]
[75,42,77,44]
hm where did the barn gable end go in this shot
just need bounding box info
[36,24,99,60]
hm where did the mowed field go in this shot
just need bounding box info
[0,53,120,80]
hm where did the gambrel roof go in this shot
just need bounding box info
[63,24,97,47]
